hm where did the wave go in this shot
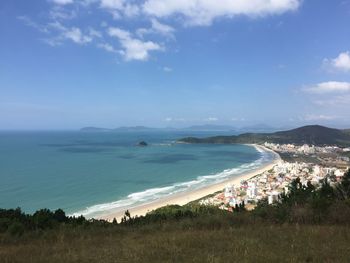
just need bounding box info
[71,146,276,219]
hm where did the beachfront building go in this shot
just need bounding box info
[267,191,280,205]
[199,159,347,211]
[224,184,235,198]
[264,142,349,157]
[247,182,257,199]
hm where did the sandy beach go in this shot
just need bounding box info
[99,145,280,222]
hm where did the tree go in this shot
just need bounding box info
[120,210,132,224]
[306,181,315,192]
[54,209,67,223]
[318,179,335,200]
[234,204,240,212]
[239,201,246,211]
[336,169,350,200]
[32,209,54,229]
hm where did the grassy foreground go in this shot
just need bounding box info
[1,223,350,262]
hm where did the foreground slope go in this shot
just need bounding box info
[1,225,349,262]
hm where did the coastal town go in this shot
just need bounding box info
[199,143,350,211]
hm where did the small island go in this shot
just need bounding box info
[137,141,148,147]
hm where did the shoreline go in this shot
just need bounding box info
[97,144,281,222]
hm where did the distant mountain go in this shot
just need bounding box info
[179,125,350,147]
[113,126,158,132]
[80,126,161,132]
[80,127,112,132]
[79,125,235,132]
[185,125,236,131]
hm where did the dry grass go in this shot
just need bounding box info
[1,224,350,262]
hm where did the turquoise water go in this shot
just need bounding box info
[0,131,275,218]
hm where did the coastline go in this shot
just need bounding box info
[98,144,281,222]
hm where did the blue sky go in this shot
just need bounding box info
[1,0,350,130]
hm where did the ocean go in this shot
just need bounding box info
[0,131,276,218]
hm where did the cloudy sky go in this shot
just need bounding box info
[1,0,350,129]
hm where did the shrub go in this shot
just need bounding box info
[0,218,11,233]
[7,222,25,237]
[32,209,55,229]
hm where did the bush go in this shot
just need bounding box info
[32,209,55,229]
[0,218,11,233]
[7,222,25,237]
[53,209,67,223]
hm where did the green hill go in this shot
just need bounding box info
[179,125,350,146]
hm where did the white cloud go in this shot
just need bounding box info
[163,117,186,122]
[312,94,350,106]
[151,18,175,37]
[163,66,173,72]
[79,0,99,6]
[97,43,119,53]
[49,6,77,20]
[44,38,63,47]
[123,4,140,17]
[151,18,174,34]
[88,27,102,38]
[303,114,338,121]
[108,27,130,39]
[137,18,175,39]
[18,17,94,46]
[204,117,218,122]
[20,0,302,63]
[48,21,66,31]
[44,22,98,45]
[231,117,245,121]
[324,51,350,72]
[100,0,124,9]
[108,27,163,61]
[17,16,49,33]
[100,0,139,18]
[304,81,350,94]
[63,27,93,44]
[50,0,74,5]
[143,0,300,26]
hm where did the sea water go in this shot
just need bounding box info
[0,131,276,218]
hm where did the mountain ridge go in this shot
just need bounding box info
[79,124,285,133]
[178,125,350,147]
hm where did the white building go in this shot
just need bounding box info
[247,181,258,199]
[267,190,280,204]
[224,184,235,198]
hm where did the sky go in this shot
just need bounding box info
[1,0,350,130]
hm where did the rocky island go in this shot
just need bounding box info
[137,141,148,147]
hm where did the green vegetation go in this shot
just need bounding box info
[179,125,350,146]
[1,170,350,262]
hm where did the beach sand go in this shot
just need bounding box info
[99,145,280,222]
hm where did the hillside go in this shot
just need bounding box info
[179,125,350,146]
